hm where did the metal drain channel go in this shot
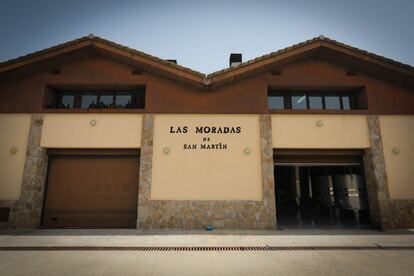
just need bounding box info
[0,245,413,251]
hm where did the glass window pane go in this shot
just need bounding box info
[116,95,132,108]
[100,95,114,107]
[292,94,307,109]
[61,95,74,108]
[342,96,351,110]
[268,96,284,109]
[309,96,323,109]
[81,94,97,108]
[325,96,340,109]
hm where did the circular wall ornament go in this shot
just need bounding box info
[90,119,97,127]
[244,147,251,155]
[316,120,324,127]
[392,147,400,155]
[163,147,170,154]
[9,147,18,155]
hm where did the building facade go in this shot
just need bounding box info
[0,35,413,230]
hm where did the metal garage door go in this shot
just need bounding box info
[42,150,139,228]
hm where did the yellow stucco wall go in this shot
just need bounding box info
[380,115,414,199]
[151,115,262,200]
[0,114,31,200]
[40,114,143,148]
[271,115,370,149]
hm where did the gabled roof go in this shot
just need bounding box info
[205,36,414,89]
[1,35,414,90]
[0,35,206,88]
[209,36,414,77]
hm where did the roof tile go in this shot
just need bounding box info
[1,35,413,84]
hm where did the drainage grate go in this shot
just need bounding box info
[0,245,413,251]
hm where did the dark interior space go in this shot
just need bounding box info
[275,164,371,229]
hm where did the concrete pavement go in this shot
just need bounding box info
[0,229,413,276]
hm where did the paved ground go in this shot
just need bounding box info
[0,229,413,276]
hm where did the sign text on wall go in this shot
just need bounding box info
[169,126,242,150]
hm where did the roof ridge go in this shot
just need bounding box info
[0,34,206,78]
[206,35,414,78]
[318,36,414,71]
[1,35,413,85]
[0,36,91,66]
[90,35,206,77]
[206,36,323,78]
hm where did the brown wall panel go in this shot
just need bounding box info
[0,75,46,112]
[267,59,414,114]
[0,54,413,114]
[149,74,267,113]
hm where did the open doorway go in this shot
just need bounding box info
[274,150,371,229]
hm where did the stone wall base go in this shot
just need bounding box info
[139,201,275,230]
[379,200,414,229]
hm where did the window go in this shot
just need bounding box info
[99,95,114,107]
[116,94,132,107]
[342,96,351,110]
[48,87,146,109]
[309,95,323,109]
[81,94,98,108]
[292,94,307,109]
[325,96,341,110]
[268,95,284,109]
[61,95,74,108]
[268,89,361,110]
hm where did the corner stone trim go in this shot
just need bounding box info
[137,114,154,228]
[137,114,277,230]
[8,114,48,229]
[364,115,388,228]
[364,115,414,229]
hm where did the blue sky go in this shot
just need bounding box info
[0,0,413,73]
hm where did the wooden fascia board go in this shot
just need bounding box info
[1,36,412,90]
[320,41,414,77]
[207,40,414,89]
[207,41,322,84]
[0,40,93,74]
[91,40,205,86]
